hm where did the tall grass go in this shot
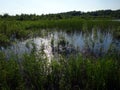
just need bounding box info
[0,51,120,90]
[0,19,120,46]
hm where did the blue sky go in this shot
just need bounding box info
[0,0,120,15]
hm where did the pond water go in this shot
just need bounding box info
[0,29,120,60]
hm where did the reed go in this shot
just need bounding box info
[0,51,119,90]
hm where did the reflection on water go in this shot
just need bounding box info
[52,30,113,56]
[0,30,120,60]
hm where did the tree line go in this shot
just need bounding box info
[0,9,120,21]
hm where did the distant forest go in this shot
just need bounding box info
[0,9,120,20]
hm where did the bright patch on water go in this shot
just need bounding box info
[0,30,120,60]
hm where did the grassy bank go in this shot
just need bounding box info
[0,19,120,46]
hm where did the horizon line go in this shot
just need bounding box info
[0,9,119,16]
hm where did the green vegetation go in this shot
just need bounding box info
[0,51,120,90]
[0,9,120,20]
[0,9,120,46]
[0,10,120,90]
[0,19,120,46]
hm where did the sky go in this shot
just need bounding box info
[0,0,120,15]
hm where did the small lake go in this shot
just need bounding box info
[0,29,120,60]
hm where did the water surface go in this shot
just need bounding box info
[0,30,120,60]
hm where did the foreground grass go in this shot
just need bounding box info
[0,51,120,90]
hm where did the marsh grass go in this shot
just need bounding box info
[0,51,120,90]
[0,19,120,46]
[0,18,120,90]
